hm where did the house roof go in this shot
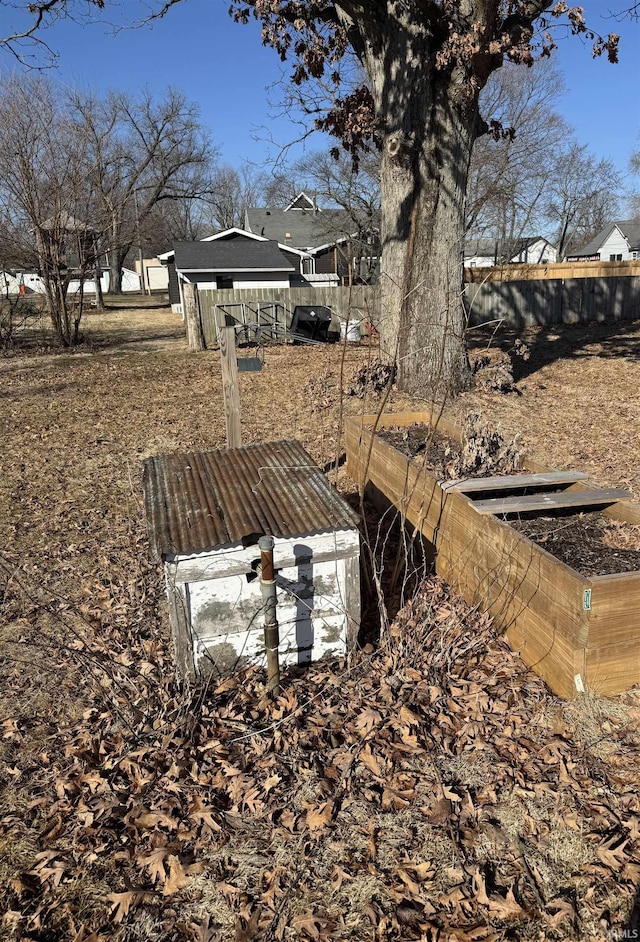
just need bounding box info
[245,206,364,253]
[464,236,552,260]
[160,228,309,264]
[569,220,640,258]
[284,192,317,211]
[173,239,295,273]
[143,439,360,559]
[40,212,93,233]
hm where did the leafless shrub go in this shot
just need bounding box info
[472,339,530,394]
[0,295,39,351]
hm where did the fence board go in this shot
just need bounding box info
[197,285,380,346]
[466,276,640,329]
[465,260,640,282]
[195,276,638,348]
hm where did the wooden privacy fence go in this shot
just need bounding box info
[465,259,640,282]
[184,274,640,348]
[465,276,640,328]
[197,285,380,347]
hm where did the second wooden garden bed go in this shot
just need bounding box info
[345,411,640,698]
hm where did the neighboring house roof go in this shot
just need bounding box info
[173,239,295,273]
[284,192,317,212]
[245,202,369,253]
[569,220,640,258]
[465,236,553,260]
[200,227,267,243]
[159,228,310,264]
[40,212,93,233]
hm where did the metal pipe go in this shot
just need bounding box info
[259,535,280,696]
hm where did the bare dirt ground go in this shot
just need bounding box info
[1,298,639,941]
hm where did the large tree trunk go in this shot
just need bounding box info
[356,12,481,399]
[109,247,128,294]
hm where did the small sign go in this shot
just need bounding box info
[237,357,262,372]
[583,589,592,611]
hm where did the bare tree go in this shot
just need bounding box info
[0,1,621,396]
[0,74,101,346]
[69,86,217,293]
[466,62,567,245]
[546,145,622,257]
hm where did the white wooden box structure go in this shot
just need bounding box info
[143,440,361,680]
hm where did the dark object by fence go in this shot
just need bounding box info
[290,305,332,342]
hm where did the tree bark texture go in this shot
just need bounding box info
[340,3,481,398]
[183,282,206,352]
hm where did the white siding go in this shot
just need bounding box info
[0,271,21,294]
[147,266,169,291]
[598,227,632,260]
[233,272,291,290]
[183,272,291,291]
[512,239,557,264]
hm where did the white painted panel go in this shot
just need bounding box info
[185,534,357,676]
[173,529,359,583]
[147,266,169,290]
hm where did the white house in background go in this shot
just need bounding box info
[160,228,313,314]
[0,271,22,295]
[565,220,640,262]
[135,258,170,292]
[464,236,557,267]
[4,268,140,296]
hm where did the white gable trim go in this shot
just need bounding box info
[178,266,293,274]
[201,227,268,243]
[284,191,318,212]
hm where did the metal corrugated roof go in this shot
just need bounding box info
[143,440,359,561]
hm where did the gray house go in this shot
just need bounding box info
[160,228,308,313]
[244,191,379,285]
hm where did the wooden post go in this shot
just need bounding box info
[219,326,242,448]
[259,535,280,696]
[183,282,205,352]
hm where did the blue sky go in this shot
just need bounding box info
[1,0,639,183]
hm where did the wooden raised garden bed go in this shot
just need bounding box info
[345,411,640,698]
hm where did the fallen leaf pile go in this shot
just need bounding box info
[2,569,639,941]
[2,303,640,942]
[346,361,396,399]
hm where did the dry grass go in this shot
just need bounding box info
[1,298,639,941]
[456,319,640,501]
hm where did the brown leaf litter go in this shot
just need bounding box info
[1,301,640,941]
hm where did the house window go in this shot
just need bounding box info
[216,275,233,289]
[609,254,622,262]
[633,252,638,259]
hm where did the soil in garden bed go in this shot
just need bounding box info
[377,423,522,480]
[510,512,640,577]
[378,425,463,477]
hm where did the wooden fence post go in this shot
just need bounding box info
[219,326,242,448]
[183,282,206,352]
